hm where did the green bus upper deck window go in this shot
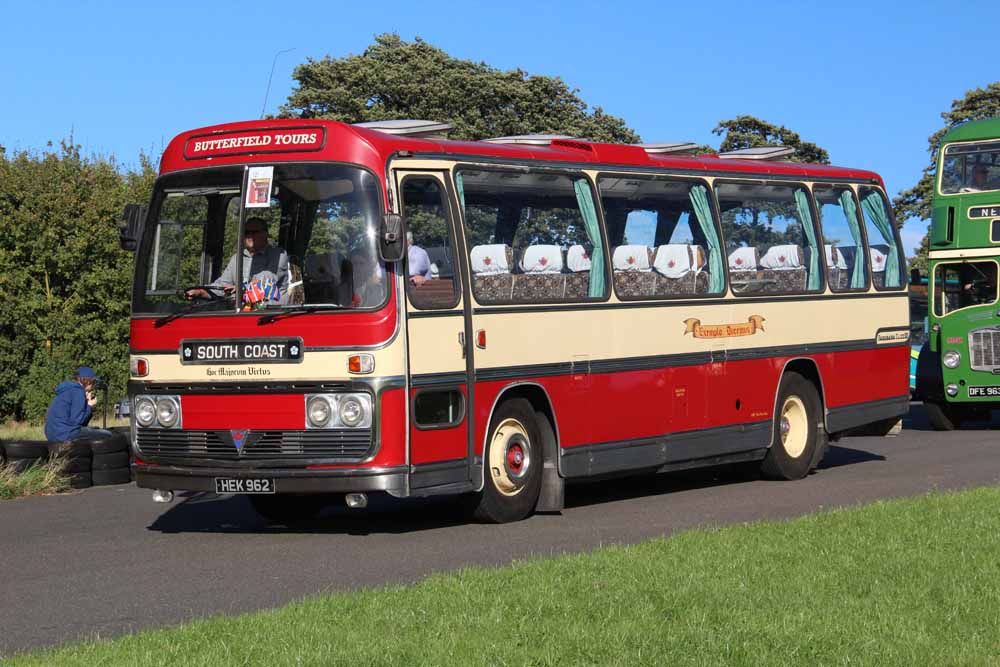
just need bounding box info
[933,261,998,317]
[940,141,1000,195]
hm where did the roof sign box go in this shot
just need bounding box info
[353,119,453,139]
[184,126,326,159]
[637,142,701,156]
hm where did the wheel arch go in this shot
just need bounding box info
[476,382,560,492]
[771,357,828,446]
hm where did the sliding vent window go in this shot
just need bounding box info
[456,169,607,304]
[933,261,998,317]
[402,177,460,309]
[716,182,822,295]
[598,176,724,299]
[858,187,904,290]
[813,185,869,291]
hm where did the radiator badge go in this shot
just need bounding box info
[683,315,765,339]
[231,430,249,452]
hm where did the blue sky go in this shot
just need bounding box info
[2,0,998,254]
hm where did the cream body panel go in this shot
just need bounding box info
[929,247,1000,260]
[406,314,467,375]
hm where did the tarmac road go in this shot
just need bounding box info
[2,403,999,657]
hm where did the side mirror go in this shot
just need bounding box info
[119,204,147,251]
[379,213,405,263]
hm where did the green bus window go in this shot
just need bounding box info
[932,261,998,317]
[940,141,1000,195]
[858,187,903,289]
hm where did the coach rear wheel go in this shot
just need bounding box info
[761,372,821,481]
[472,398,543,523]
[924,401,965,431]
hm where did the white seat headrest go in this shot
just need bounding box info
[653,244,694,279]
[520,245,563,274]
[470,244,511,275]
[566,245,591,273]
[613,245,652,272]
[870,247,887,272]
[824,244,848,270]
[728,247,758,271]
[760,245,802,269]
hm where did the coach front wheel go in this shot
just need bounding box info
[761,372,822,481]
[472,398,543,523]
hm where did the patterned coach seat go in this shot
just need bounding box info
[825,244,849,290]
[870,245,888,289]
[613,244,656,298]
[470,244,514,303]
[728,246,760,292]
[760,244,807,292]
[564,244,592,299]
[652,244,709,296]
[513,245,565,301]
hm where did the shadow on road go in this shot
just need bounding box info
[903,400,998,432]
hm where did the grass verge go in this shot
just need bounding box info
[0,459,68,500]
[7,486,1000,665]
[0,418,129,441]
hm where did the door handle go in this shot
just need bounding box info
[458,331,466,359]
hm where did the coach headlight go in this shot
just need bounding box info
[135,397,156,427]
[155,397,180,428]
[338,393,372,428]
[306,395,333,428]
[943,349,961,369]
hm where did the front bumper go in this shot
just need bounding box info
[133,463,408,496]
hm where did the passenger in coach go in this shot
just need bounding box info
[406,231,434,286]
[186,217,288,302]
[348,246,386,307]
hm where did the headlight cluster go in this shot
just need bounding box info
[943,349,961,369]
[305,393,372,429]
[134,395,182,429]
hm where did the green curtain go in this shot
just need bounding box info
[689,184,724,293]
[861,191,901,288]
[454,172,466,213]
[794,189,821,290]
[838,190,867,289]
[574,178,606,298]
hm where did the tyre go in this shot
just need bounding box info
[924,401,963,431]
[47,440,91,459]
[78,433,129,455]
[60,455,92,474]
[91,467,132,486]
[471,398,543,523]
[6,457,43,474]
[3,440,50,460]
[92,451,130,471]
[761,373,823,481]
[248,494,331,524]
[67,471,92,489]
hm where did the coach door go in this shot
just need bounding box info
[396,171,474,493]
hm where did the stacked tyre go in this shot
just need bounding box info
[3,440,51,475]
[86,431,132,486]
[48,440,94,488]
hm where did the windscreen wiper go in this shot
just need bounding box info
[154,291,232,328]
[257,305,343,325]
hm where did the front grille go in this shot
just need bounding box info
[137,429,373,461]
[969,327,1000,372]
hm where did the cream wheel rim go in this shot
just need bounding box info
[488,418,532,496]
[780,395,808,459]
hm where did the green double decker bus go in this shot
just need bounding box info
[916,118,1000,429]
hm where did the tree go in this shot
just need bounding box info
[280,33,640,144]
[894,82,1000,272]
[712,115,831,164]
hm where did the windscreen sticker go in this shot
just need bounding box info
[246,166,274,208]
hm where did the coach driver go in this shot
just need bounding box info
[186,217,289,301]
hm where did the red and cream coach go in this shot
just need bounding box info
[121,118,909,523]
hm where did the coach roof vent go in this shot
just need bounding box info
[717,146,796,161]
[638,142,701,156]
[482,134,577,146]
[353,119,453,139]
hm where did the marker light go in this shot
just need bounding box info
[946,384,959,397]
[130,357,149,377]
[135,397,156,427]
[348,354,374,374]
[943,350,961,369]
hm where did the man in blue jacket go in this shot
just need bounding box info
[44,367,108,442]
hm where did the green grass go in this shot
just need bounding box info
[8,486,1000,666]
[0,419,129,441]
[0,458,68,500]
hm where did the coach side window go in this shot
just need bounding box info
[858,187,904,290]
[402,177,460,309]
[716,181,822,295]
[598,176,724,299]
[456,169,608,304]
[813,185,869,291]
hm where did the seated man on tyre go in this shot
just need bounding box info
[44,366,111,442]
